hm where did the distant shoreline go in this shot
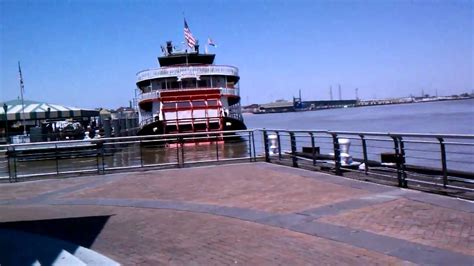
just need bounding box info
[243,96,473,115]
[354,96,473,109]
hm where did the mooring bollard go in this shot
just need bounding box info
[268,134,278,155]
[338,138,353,166]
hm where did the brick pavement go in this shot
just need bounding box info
[0,205,410,265]
[0,162,473,265]
[0,176,93,200]
[64,164,369,213]
[319,198,474,256]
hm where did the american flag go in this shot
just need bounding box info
[184,19,196,48]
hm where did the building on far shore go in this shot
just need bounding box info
[244,99,358,114]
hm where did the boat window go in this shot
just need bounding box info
[139,101,153,112]
[182,79,196,89]
[192,100,206,107]
[213,77,224,87]
[162,102,176,108]
[151,80,161,90]
[169,81,180,89]
[141,86,151,93]
[198,80,207,88]
[207,100,218,106]
[177,101,191,108]
[226,82,235,89]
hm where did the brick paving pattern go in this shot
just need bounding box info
[319,198,474,256]
[65,165,368,213]
[0,205,411,265]
[1,162,472,265]
[0,177,93,200]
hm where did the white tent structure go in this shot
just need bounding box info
[1,99,99,121]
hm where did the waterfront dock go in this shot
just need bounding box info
[1,162,472,265]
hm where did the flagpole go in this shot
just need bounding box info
[18,61,26,135]
[185,48,189,66]
[183,26,188,66]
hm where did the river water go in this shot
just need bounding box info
[244,99,474,134]
[244,99,474,172]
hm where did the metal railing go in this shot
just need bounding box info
[1,128,473,196]
[260,129,474,192]
[0,130,259,182]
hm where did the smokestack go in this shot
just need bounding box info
[166,41,173,55]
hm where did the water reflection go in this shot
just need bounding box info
[5,137,253,178]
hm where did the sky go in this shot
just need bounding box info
[1,0,473,109]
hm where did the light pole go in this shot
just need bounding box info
[3,103,8,144]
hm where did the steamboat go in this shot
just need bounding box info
[135,39,246,136]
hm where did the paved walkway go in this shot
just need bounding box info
[0,162,472,265]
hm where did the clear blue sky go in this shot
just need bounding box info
[1,0,472,109]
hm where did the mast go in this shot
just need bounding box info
[18,61,26,135]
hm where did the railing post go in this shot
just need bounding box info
[96,142,101,174]
[6,147,12,183]
[251,131,257,162]
[399,137,408,187]
[7,146,16,183]
[360,134,369,175]
[438,137,448,188]
[11,146,18,182]
[276,131,282,160]
[392,136,402,187]
[392,136,407,187]
[55,144,59,176]
[139,139,144,167]
[180,137,185,167]
[248,131,252,162]
[263,130,270,162]
[176,137,181,167]
[101,143,106,174]
[309,132,316,166]
[215,135,219,161]
[289,132,298,167]
[332,133,342,176]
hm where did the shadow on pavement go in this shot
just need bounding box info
[0,215,112,265]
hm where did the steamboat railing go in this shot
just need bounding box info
[138,88,240,102]
[136,65,239,82]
